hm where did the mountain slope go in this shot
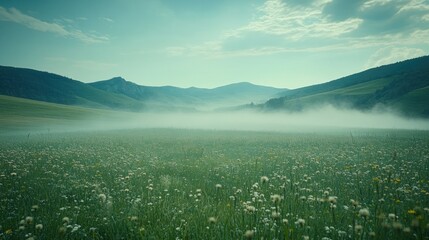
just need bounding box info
[0,94,119,132]
[88,77,154,101]
[264,56,429,117]
[0,66,144,110]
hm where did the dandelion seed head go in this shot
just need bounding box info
[35,224,43,230]
[208,217,217,224]
[359,208,370,218]
[62,217,70,224]
[271,211,280,219]
[271,194,281,203]
[328,196,337,203]
[245,205,256,213]
[355,224,363,233]
[25,216,33,225]
[98,193,107,202]
[244,230,254,239]
[260,176,269,183]
[296,218,305,227]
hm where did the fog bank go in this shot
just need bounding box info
[79,106,429,132]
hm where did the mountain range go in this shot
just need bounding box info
[0,66,285,112]
[89,77,286,110]
[0,55,429,120]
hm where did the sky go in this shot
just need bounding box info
[0,0,428,89]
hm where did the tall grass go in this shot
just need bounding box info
[0,129,428,239]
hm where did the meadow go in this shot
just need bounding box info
[0,129,428,239]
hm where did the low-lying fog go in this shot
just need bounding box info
[48,105,429,133]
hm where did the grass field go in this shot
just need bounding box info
[0,95,132,133]
[0,95,97,132]
[0,129,428,239]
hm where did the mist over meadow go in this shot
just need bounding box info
[40,106,429,133]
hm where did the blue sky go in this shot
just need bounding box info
[1,0,428,88]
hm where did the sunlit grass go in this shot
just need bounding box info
[0,129,428,239]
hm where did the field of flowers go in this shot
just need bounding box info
[0,129,428,239]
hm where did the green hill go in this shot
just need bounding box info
[264,56,429,117]
[0,95,119,132]
[0,66,144,111]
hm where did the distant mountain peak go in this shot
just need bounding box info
[91,77,136,87]
[107,77,127,83]
[213,81,286,92]
[228,82,253,86]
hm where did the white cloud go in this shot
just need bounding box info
[0,6,108,43]
[362,0,394,9]
[237,0,361,40]
[398,0,429,13]
[166,0,364,58]
[101,17,114,23]
[365,47,426,68]
[165,0,429,58]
